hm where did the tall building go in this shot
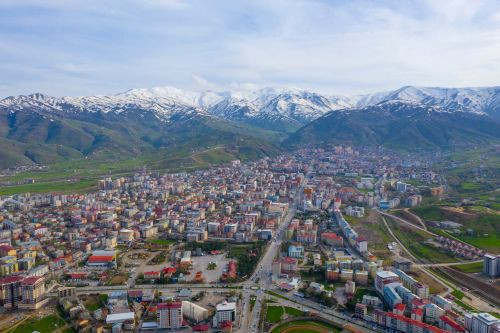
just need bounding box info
[157,302,183,329]
[0,276,24,309]
[375,271,400,293]
[464,312,500,333]
[214,301,236,328]
[483,254,499,278]
[19,276,46,309]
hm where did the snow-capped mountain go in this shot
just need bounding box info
[0,86,354,132]
[355,85,500,118]
[2,85,500,129]
[1,85,500,168]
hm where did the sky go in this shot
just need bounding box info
[1,0,500,97]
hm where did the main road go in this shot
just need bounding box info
[238,170,310,333]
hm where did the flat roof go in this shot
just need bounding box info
[216,301,236,312]
[377,270,399,279]
[106,312,135,323]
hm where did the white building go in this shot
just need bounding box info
[465,312,500,333]
[213,301,236,327]
[182,301,209,323]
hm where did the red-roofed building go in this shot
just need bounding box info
[162,267,177,277]
[279,257,297,274]
[19,276,47,310]
[411,308,423,322]
[321,232,343,246]
[376,310,450,333]
[393,303,406,316]
[439,315,465,333]
[157,302,182,329]
[0,275,24,309]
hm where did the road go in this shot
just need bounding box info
[380,215,453,295]
[237,170,309,333]
[378,210,436,236]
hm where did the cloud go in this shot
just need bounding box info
[0,0,500,97]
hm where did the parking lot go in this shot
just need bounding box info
[189,254,231,283]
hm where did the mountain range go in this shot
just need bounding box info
[1,85,499,168]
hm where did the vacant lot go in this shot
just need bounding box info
[451,261,484,273]
[349,210,393,259]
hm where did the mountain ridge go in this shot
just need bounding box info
[1,85,500,168]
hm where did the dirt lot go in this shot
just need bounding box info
[349,210,393,259]
[407,269,446,295]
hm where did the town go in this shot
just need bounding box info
[0,146,498,333]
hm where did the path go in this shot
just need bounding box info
[402,208,428,231]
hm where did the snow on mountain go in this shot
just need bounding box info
[355,85,500,116]
[1,85,499,127]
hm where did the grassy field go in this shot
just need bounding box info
[410,206,446,221]
[387,219,457,263]
[0,178,97,195]
[410,205,500,253]
[266,306,304,323]
[12,314,68,333]
[451,261,483,273]
[147,239,176,246]
[451,289,465,300]
[456,234,500,254]
[270,320,341,333]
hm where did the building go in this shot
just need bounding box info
[483,254,499,278]
[355,303,367,318]
[106,312,136,329]
[288,245,304,258]
[58,287,76,299]
[439,315,465,333]
[431,295,452,311]
[214,301,236,328]
[375,271,400,293]
[182,301,209,323]
[157,302,183,329]
[383,283,402,309]
[356,237,368,253]
[424,303,445,324]
[87,250,116,268]
[0,275,24,308]
[464,312,500,333]
[279,257,298,274]
[18,276,47,309]
[345,280,356,295]
[393,258,412,272]
[321,232,343,247]
[119,229,134,242]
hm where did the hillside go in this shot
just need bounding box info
[283,101,500,149]
[0,96,281,168]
